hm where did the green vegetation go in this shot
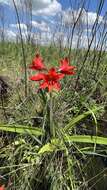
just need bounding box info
[0,42,107,189]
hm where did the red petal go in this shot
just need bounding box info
[48,68,57,76]
[68,65,76,70]
[39,81,48,89]
[47,68,64,81]
[40,81,61,92]
[61,71,76,75]
[60,57,69,66]
[57,73,65,80]
[29,73,45,81]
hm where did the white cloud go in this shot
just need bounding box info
[10,21,51,33]
[0,28,16,41]
[62,8,103,27]
[4,22,52,43]
[83,11,103,25]
[10,23,27,31]
[0,0,62,16]
[29,32,53,45]
[0,28,30,42]
[0,0,9,5]
[6,30,16,40]
[17,0,52,10]
[33,0,62,16]
[31,20,50,32]
[0,0,51,8]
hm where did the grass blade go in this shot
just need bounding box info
[0,124,44,136]
[64,135,107,145]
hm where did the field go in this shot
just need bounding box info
[0,41,107,190]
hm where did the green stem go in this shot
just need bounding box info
[50,92,55,138]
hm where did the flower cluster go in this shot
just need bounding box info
[29,53,76,92]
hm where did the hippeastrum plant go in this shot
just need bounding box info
[29,53,76,139]
[29,54,106,149]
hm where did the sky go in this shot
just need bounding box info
[0,0,107,48]
[60,0,107,15]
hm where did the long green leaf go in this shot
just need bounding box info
[0,124,44,136]
[64,135,107,145]
[64,106,103,132]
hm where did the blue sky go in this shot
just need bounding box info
[60,0,107,16]
[0,0,107,48]
[0,0,107,25]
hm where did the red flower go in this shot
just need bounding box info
[59,57,76,75]
[30,68,64,92]
[0,185,5,190]
[29,54,46,70]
